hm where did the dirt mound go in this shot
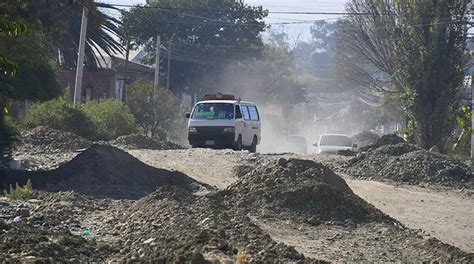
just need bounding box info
[1,145,209,199]
[222,158,393,225]
[352,131,380,148]
[15,126,91,155]
[0,222,113,262]
[337,149,357,156]
[346,143,473,188]
[0,194,114,263]
[107,186,323,262]
[108,134,183,150]
[232,164,255,178]
[360,134,406,152]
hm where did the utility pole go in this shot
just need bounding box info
[471,75,474,160]
[166,39,172,90]
[154,35,161,88]
[73,7,88,107]
[123,34,131,102]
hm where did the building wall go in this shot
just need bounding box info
[59,69,154,102]
[59,70,115,101]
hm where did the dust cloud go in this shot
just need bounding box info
[202,62,370,154]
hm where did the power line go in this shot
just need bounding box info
[104,3,351,15]
[102,3,464,17]
[101,3,468,28]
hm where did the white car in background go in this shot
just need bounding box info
[314,134,357,154]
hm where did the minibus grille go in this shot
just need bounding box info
[196,126,225,134]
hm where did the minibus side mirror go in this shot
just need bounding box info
[313,143,318,147]
[185,113,191,119]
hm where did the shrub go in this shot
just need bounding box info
[23,95,139,141]
[4,179,35,201]
[128,81,183,140]
[81,99,139,141]
[0,116,20,142]
[23,95,97,139]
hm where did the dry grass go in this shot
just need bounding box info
[235,251,248,263]
[4,179,35,200]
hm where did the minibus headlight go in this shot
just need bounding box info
[189,127,198,133]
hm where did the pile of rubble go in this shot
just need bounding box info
[8,126,91,170]
[0,222,112,262]
[15,126,91,155]
[107,134,183,150]
[223,158,393,225]
[0,194,110,263]
[352,131,380,148]
[2,145,209,199]
[359,134,405,152]
[106,186,314,262]
[346,143,473,188]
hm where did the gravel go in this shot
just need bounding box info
[2,138,473,262]
[106,186,323,262]
[222,158,394,225]
[352,131,380,148]
[107,134,183,150]
[15,126,91,155]
[359,134,406,152]
[0,152,472,262]
[346,143,473,188]
[2,145,211,199]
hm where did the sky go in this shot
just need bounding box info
[101,0,349,41]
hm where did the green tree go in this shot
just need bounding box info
[0,19,27,125]
[0,0,123,69]
[294,21,339,77]
[0,19,27,77]
[0,15,61,149]
[122,0,267,96]
[0,24,61,118]
[337,0,469,150]
[128,81,181,139]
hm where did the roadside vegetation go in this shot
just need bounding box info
[3,179,34,201]
[1,0,473,157]
[127,81,184,141]
[23,95,138,141]
[336,0,470,153]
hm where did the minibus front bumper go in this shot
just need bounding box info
[188,126,235,147]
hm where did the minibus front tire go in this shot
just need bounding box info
[249,136,257,153]
[234,135,243,151]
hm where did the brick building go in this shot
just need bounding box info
[59,56,154,102]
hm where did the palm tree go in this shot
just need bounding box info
[1,0,124,69]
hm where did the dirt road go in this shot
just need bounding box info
[129,149,474,253]
[3,146,473,262]
[128,149,243,189]
[346,179,474,253]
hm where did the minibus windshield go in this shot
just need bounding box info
[192,103,234,120]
